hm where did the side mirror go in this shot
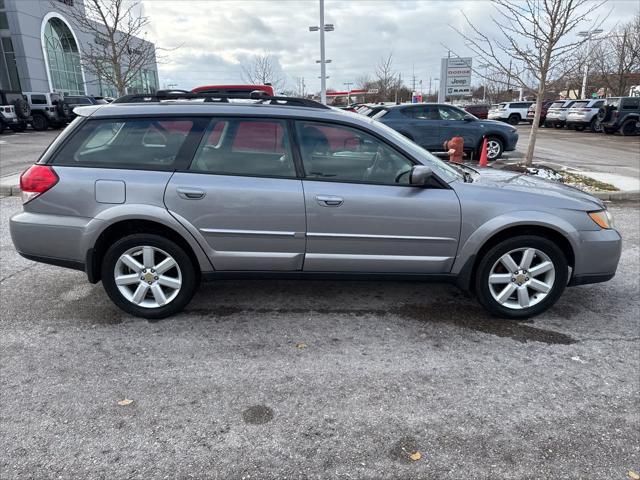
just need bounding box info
[410,165,433,186]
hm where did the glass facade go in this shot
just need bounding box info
[44,17,85,95]
[1,37,21,90]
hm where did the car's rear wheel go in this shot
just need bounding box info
[475,235,568,319]
[590,117,602,133]
[31,114,48,131]
[101,234,198,319]
[485,136,504,160]
[507,114,520,125]
[621,119,639,136]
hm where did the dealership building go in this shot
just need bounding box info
[0,0,158,97]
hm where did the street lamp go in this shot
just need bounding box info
[309,0,334,104]
[478,63,490,102]
[578,29,603,99]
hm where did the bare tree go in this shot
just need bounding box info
[58,0,157,96]
[454,0,607,166]
[241,52,285,92]
[590,15,640,96]
[374,53,402,102]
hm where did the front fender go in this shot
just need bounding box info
[451,210,580,276]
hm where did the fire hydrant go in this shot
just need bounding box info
[443,136,464,164]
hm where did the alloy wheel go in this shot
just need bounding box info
[487,247,555,310]
[113,245,182,308]
[487,139,501,159]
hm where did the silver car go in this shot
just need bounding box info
[9,94,621,319]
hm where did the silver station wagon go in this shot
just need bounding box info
[9,92,621,319]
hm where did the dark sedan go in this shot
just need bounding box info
[373,103,519,160]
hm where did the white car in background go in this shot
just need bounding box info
[545,100,578,129]
[488,101,533,125]
[565,98,606,132]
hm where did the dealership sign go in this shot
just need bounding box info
[439,57,473,99]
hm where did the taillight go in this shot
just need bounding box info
[19,165,59,204]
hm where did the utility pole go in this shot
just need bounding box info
[308,0,334,104]
[343,81,353,105]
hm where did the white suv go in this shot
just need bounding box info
[488,102,533,125]
[565,99,606,132]
[545,100,578,129]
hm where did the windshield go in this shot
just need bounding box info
[606,98,620,107]
[370,119,461,182]
[571,101,589,108]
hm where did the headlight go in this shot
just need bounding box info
[588,210,614,229]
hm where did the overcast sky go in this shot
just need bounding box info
[140,0,639,93]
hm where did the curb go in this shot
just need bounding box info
[592,190,640,201]
[0,174,21,197]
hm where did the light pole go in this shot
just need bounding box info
[578,29,603,99]
[478,63,490,102]
[343,81,353,105]
[309,0,334,104]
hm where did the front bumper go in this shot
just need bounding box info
[570,228,622,286]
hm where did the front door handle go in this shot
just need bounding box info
[316,195,343,207]
[177,187,206,200]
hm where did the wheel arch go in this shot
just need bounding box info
[454,221,576,293]
[85,215,212,283]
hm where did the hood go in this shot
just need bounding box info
[470,168,605,210]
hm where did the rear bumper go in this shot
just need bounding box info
[10,211,95,267]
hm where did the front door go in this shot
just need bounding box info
[165,117,306,271]
[295,120,460,273]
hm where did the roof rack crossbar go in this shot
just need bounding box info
[112,90,330,109]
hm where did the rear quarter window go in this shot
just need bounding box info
[31,95,47,105]
[50,118,197,170]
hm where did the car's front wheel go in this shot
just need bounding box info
[31,114,48,131]
[101,234,198,319]
[475,235,568,319]
[485,136,504,160]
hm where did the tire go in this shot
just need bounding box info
[485,136,504,160]
[11,98,30,119]
[597,106,612,122]
[507,114,520,125]
[553,122,564,129]
[0,121,5,134]
[31,113,48,131]
[55,101,71,119]
[620,119,639,136]
[590,117,602,133]
[475,235,568,319]
[101,233,198,319]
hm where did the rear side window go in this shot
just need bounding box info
[189,118,295,178]
[572,101,589,108]
[51,118,196,170]
[31,94,47,104]
[550,102,565,108]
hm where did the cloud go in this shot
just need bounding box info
[142,0,638,92]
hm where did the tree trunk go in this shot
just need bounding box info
[524,84,546,167]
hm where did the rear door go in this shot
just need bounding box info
[164,117,306,271]
[386,106,442,149]
[295,120,460,273]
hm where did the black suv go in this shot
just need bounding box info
[597,97,640,136]
[0,90,31,133]
[63,95,110,119]
[375,103,519,160]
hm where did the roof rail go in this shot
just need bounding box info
[112,90,330,109]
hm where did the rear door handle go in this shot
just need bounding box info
[177,187,206,200]
[316,195,343,207]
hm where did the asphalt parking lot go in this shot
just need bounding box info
[1,194,638,479]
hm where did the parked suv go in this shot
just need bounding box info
[10,92,621,320]
[544,100,578,128]
[463,104,489,119]
[24,92,70,131]
[487,102,533,125]
[526,100,554,126]
[64,95,110,119]
[565,99,605,132]
[597,96,640,136]
[376,103,518,160]
[0,90,31,133]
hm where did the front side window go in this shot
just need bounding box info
[296,121,414,185]
[189,118,296,178]
[52,118,195,169]
[438,106,467,120]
